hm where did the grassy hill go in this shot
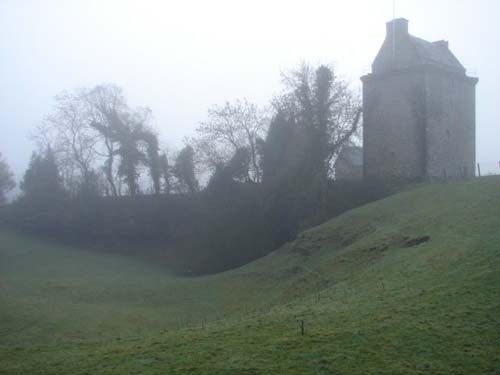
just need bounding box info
[1,177,499,374]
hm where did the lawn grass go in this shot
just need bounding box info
[1,177,499,374]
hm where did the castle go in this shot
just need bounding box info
[361,18,478,181]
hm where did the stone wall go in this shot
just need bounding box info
[362,64,477,182]
[424,67,477,178]
[362,67,427,181]
[362,19,478,182]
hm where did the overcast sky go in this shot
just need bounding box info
[1,0,499,184]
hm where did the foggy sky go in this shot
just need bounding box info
[1,0,499,188]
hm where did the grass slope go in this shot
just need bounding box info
[1,177,499,374]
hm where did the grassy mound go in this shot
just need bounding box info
[1,177,499,374]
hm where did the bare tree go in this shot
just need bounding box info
[33,90,100,196]
[86,84,127,196]
[192,99,269,183]
[277,63,361,178]
[94,103,159,195]
[34,84,163,197]
[267,63,361,222]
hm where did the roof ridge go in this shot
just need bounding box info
[408,35,465,73]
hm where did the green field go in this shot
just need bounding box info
[1,177,500,374]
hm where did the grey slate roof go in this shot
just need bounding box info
[409,36,466,74]
[371,19,468,75]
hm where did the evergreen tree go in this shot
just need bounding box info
[174,145,198,194]
[20,147,64,206]
[0,151,15,204]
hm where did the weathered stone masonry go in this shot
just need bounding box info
[361,18,478,181]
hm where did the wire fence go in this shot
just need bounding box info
[477,161,500,177]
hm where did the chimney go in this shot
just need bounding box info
[433,40,449,49]
[386,18,409,38]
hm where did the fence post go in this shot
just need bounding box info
[477,163,481,177]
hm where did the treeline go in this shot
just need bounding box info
[1,64,390,274]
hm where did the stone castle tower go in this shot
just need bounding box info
[361,18,478,181]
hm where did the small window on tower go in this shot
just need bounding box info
[391,151,396,158]
[446,129,450,138]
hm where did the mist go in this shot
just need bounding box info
[1,2,500,373]
[1,0,499,186]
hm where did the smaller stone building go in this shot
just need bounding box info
[334,146,363,180]
[361,18,478,181]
